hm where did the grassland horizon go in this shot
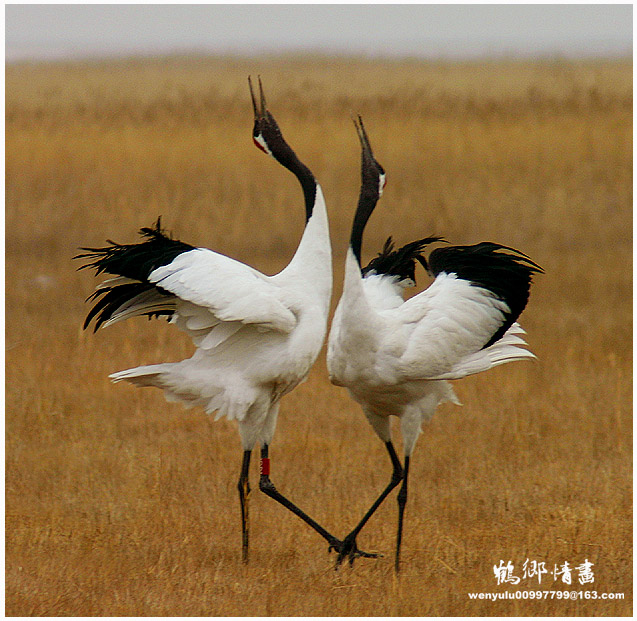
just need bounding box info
[6,55,632,616]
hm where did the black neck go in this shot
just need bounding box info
[273,146,317,223]
[256,106,317,224]
[350,194,378,266]
[350,158,382,266]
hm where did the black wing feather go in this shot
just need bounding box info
[75,218,195,331]
[428,242,543,348]
[362,236,445,284]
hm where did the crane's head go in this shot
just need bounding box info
[353,115,386,199]
[249,75,287,159]
[350,115,387,266]
[247,76,317,223]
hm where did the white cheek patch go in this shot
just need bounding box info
[378,173,387,196]
[253,134,272,156]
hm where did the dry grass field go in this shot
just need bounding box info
[6,56,632,616]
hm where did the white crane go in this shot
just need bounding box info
[327,117,542,572]
[77,77,357,563]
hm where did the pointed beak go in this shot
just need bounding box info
[354,115,385,194]
[248,75,259,120]
[248,75,271,154]
[353,115,372,155]
[353,115,379,171]
[248,75,268,121]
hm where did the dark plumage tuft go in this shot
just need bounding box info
[362,236,444,284]
[75,217,194,281]
[74,217,195,331]
[81,282,164,331]
[428,242,543,348]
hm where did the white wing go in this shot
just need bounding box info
[149,248,298,333]
[381,272,519,380]
[101,248,300,350]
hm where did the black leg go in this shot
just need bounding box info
[395,454,410,573]
[258,444,337,545]
[336,441,404,567]
[258,444,376,560]
[237,450,251,563]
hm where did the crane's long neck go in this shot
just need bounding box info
[337,245,372,324]
[349,165,383,268]
[278,182,332,312]
[350,195,376,268]
[271,146,318,223]
[265,136,331,309]
[296,163,319,224]
[340,168,383,317]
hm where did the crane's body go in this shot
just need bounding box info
[327,116,542,571]
[329,245,536,456]
[99,192,331,450]
[77,78,368,563]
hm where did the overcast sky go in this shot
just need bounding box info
[5,4,633,62]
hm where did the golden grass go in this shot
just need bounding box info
[6,55,632,616]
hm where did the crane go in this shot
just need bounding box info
[327,117,542,572]
[76,77,359,563]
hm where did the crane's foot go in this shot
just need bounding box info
[328,534,381,568]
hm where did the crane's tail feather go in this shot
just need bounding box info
[110,364,253,422]
[110,365,167,387]
[429,322,536,380]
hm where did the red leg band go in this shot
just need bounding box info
[260,457,270,476]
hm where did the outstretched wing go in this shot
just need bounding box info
[427,242,542,347]
[149,248,297,332]
[384,242,542,380]
[76,219,298,343]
